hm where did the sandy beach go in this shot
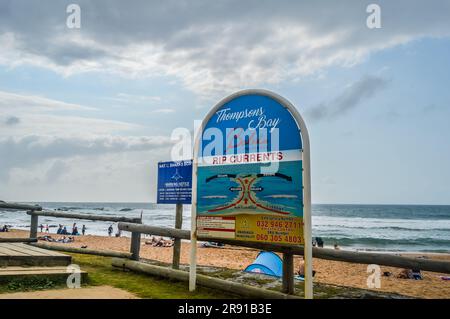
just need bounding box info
[2,229,449,299]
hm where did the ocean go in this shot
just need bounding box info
[1,203,449,253]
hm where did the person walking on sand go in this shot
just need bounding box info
[108,225,113,237]
[82,225,86,236]
[39,224,44,233]
[45,224,49,233]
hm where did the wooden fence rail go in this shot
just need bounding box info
[27,210,141,223]
[33,242,132,259]
[0,201,42,211]
[118,222,450,274]
[119,222,190,239]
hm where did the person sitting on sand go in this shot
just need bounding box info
[61,226,68,235]
[411,268,422,280]
[397,268,418,279]
[56,225,63,234]
[154,237,164,247]
[162,238,174,247]
[148,236,173,247]
[39,235,55,242]
[144,236,157,246]
[152,236,163,246]
[66,236,75,243]
[397,269,410,279]
[296,258,316,278]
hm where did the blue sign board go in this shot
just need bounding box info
[200,94,302,156]
[157,160,192,204]
[195,91,304,245]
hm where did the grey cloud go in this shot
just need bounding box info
[4,116,20,125]
[306,75,389,121]
[0,134,173,181]
[0,1,449,97]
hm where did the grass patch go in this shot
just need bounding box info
[70,253,236,299]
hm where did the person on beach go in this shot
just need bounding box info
[145,236,173,247]
[82,225,86,236]
[316,237,324,248]
[334,243,340,250]
[39,224,44,233]
[45,224,49,233]
[108,225,113,236]
[62,226,68,235]
[57,225,63,234]
[72,225,79,236]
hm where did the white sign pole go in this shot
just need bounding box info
[301,128,313,299]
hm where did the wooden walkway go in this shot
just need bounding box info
[0,243,72,267]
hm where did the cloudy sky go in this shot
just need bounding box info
[1,0,449,204]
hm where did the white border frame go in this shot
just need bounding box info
[189,89,313,299]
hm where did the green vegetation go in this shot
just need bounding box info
[0,276,63,293]
[70,253,236,299]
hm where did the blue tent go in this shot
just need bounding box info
[244,251,283,277]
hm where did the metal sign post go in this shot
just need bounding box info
[190,89,312,298]
[156,160,192,271]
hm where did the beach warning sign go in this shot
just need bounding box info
[194,91,306,245]
[190,89,313,298]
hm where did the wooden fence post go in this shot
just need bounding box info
[29,212,39,239]
[130,217,142,261]
[282,253,295,294]
[172,203,183,269]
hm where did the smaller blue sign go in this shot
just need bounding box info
[157,160,192,204]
